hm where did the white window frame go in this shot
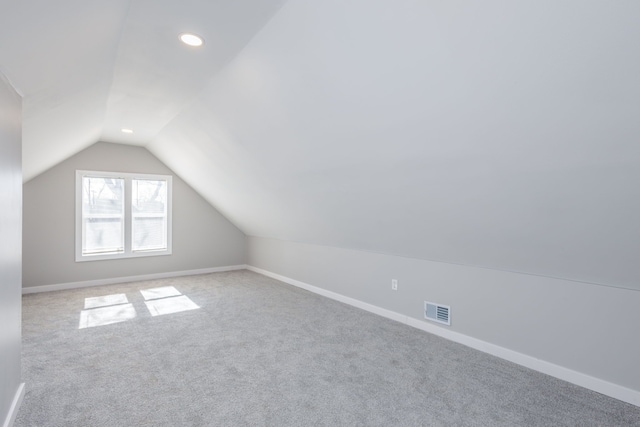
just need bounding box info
[75,170,173,262]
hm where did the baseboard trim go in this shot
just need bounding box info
[2,382,25,427]
[22,265,248,294]
[246,265,640,408]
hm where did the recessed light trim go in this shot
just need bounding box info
[179,33,204,47]
[121,128,134,134]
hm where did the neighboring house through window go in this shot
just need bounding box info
[75,170,172,261]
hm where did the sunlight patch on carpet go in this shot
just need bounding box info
[144,295,200,316]
[84,293,129,309]
[78,287,200,328]
[140,286,181,301]
[79,303,137,329]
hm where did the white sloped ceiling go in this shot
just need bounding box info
[3,0,640,289]
[150,0,640,289]
[1,0,287,179]
[100,0,288,145]
[0,0,131,181]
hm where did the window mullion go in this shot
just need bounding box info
[124,177,132,255]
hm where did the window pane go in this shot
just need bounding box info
[82,177,124,255]
[132,179,167,251]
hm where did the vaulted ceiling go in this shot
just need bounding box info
[2,0,640,289]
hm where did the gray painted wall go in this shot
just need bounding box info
[0,73,22,424]
[23,142,246,288]
[248,236,640,393]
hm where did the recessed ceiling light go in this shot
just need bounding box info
[121,128,134,134]
[179,33,204,47]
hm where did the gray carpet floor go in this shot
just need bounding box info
[16,270,640,426]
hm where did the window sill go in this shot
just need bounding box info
[75,249,172,263]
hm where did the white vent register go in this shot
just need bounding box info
[424,301,451,326]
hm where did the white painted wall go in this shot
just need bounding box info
[0,72,23,426]
[248,236,640,403]
[152,0,640,291]
[23,142,246,288]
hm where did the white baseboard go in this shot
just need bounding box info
[2,383,24,427]
[22,265,247,294]
[246,265,640,408]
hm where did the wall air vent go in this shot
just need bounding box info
[424,301,450,326]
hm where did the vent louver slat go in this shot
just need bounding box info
[425,301,451,326]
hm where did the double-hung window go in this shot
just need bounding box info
[76,170,172,261]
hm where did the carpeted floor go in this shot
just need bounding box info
[16,270,640,426]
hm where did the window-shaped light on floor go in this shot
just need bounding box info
[140,286,200,317]
[79,294,137,329]
[139,286,181,301]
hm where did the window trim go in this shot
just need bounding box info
[75,170,173,262]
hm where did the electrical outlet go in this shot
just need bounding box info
[391,279,398,291]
